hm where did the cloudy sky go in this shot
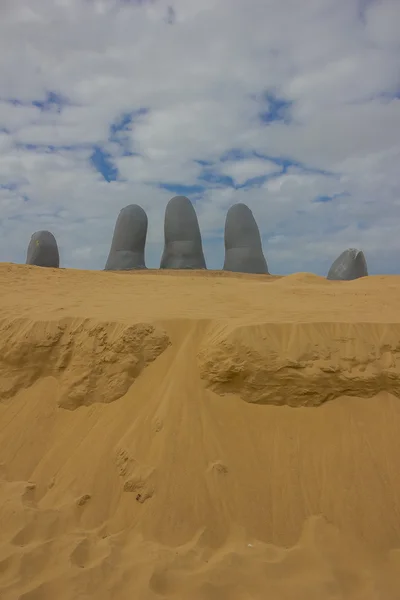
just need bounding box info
[0,0,399,274]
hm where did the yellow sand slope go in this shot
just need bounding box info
[1,263,400,599]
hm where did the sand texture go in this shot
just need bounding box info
[1,263,400,599]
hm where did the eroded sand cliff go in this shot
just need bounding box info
[1,263,400,599]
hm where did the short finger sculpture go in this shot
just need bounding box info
[26,230,60,268]
[327,248,368,280]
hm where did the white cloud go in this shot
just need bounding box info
[364,0,400,48]
[0,0,399,274]
[0,102,40,132]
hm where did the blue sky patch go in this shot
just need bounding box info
[109,112,136,156]
[2,98,24,106]
[109,112,135,139]
[192,150,340,192]
[32,91,70,113]
[219,148,248,162]
[16,143,85,153]
[314,195,333,203]
[0,182,19,191]
[258,92,293,124]
[90,108,148,179]
[313,192,349,203]
[211,150,336,184]
[3,92,70,113]
[165,6,176,24]
[256,153,336,178]
[157,183,205,196]
[109,108,148,141]
[90,146,119,182]
[198,170,234,188]
[194,159,213,167]
[236,174,270,189]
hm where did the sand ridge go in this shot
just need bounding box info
[1,263,400,598]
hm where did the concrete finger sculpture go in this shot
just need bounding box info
[26,230,60,268]
[105,204,148,270]
[327,248,368,280]
[223,203,269,274]
[160,196,206,269]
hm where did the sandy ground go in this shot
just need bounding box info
[1,262,400,599]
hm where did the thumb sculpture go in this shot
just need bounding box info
[26,230,60,268]
[105,204,148,270]
[160,195,207,269]
[223,203,269,274]
[327,248,368,280]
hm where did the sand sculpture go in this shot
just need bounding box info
[104,204,148,271]
[223,203,269,274]
[160,195,207,269]
[327,248,368,281]
[26,230,60,268]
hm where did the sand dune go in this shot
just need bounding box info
[1,263,400,599]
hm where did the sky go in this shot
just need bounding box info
[0,0,399,275]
